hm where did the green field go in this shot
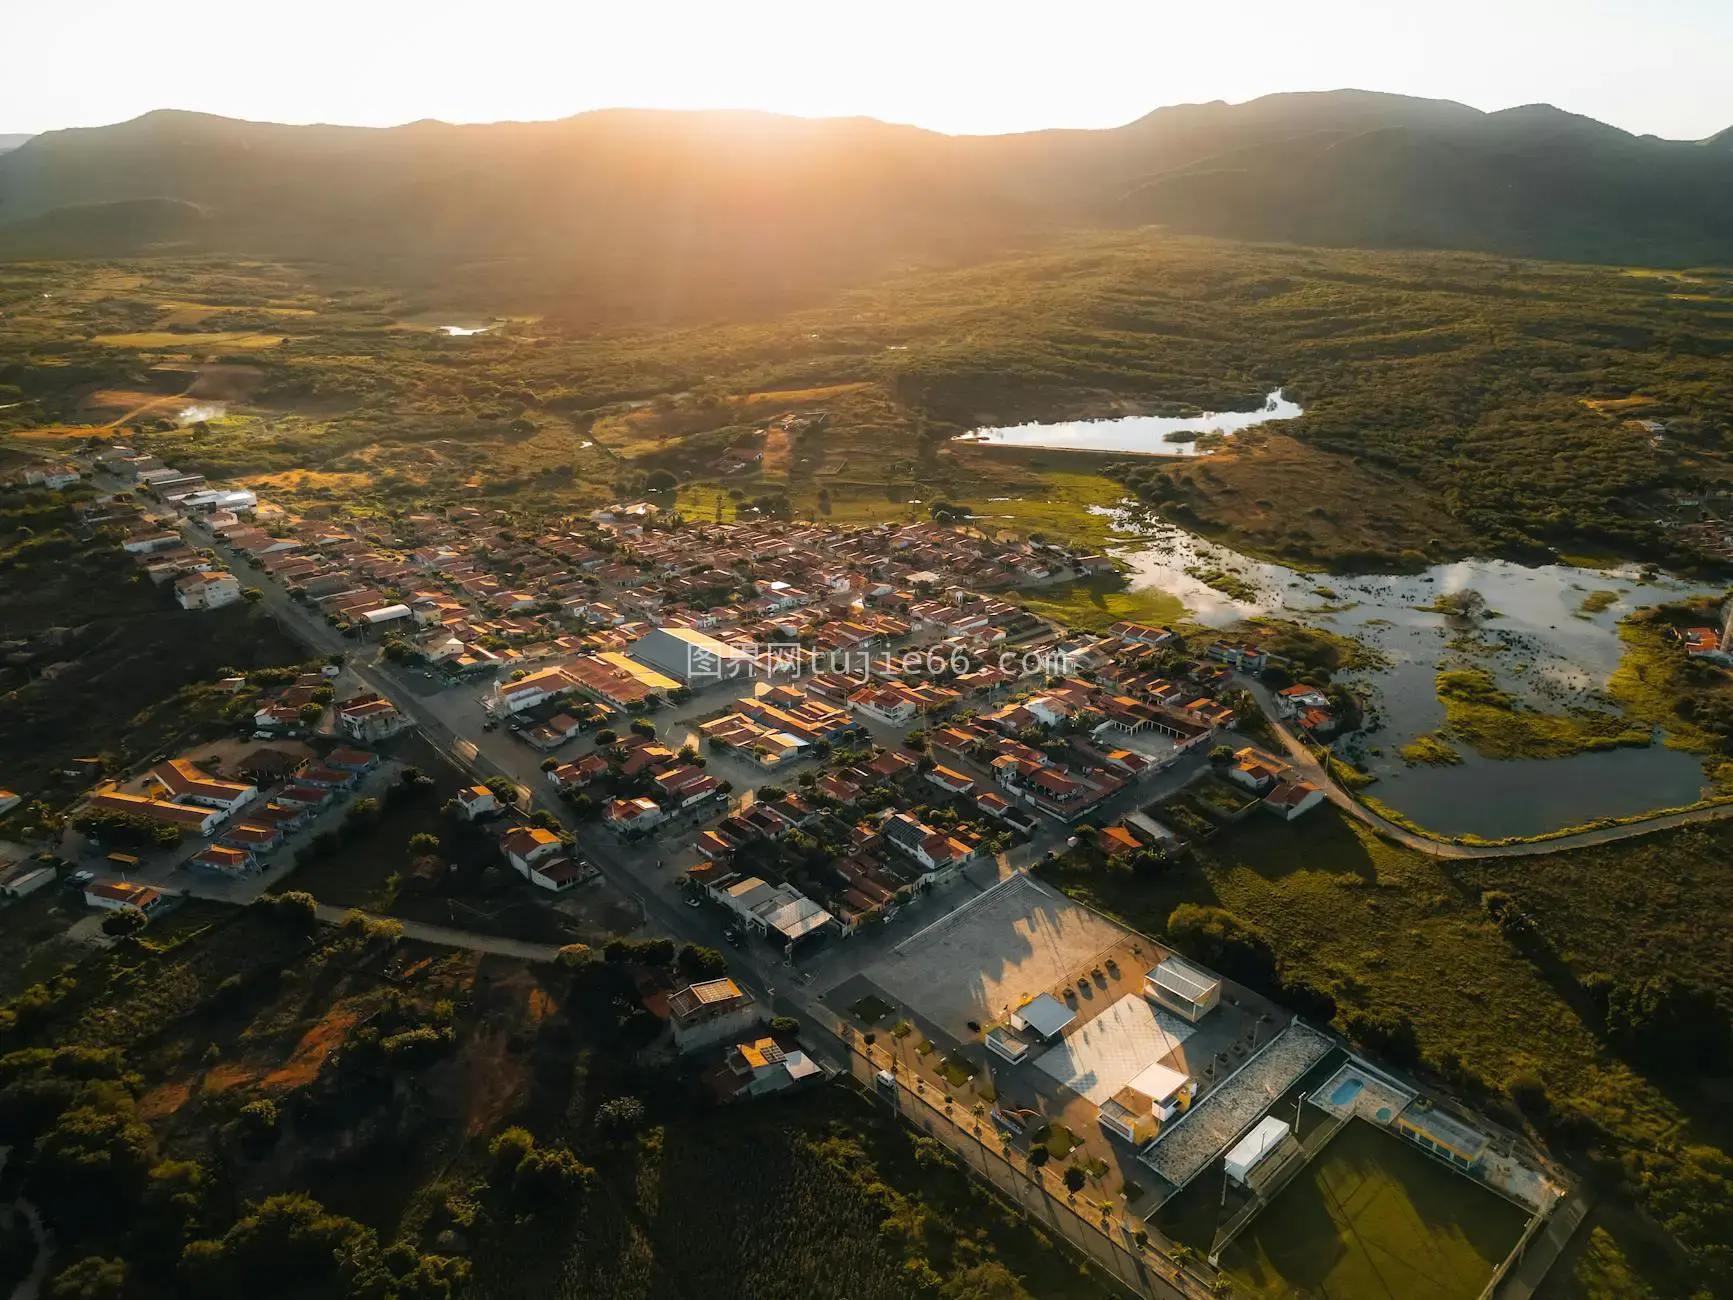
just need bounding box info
[1223,1121,1527,1300]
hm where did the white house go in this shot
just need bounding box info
[175,571,243,611]
[83,881,167,915]
[456,785,500,820]
[335,694,408,742]
[500,826,564,878]
[726,1037,822,1096]
[493,666,573,715]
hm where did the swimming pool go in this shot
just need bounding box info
[1330,1077,1365,1107]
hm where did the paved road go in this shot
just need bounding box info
[1242,678,1733,859]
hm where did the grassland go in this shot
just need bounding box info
[1012,573,1186,633]
[8,237,1733,572]
[1222,1119,1527,1300]
[1435,667,1652,760]
[1040,808,1733,1298]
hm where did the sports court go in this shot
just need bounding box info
[1033,992,1195,1105]
[1221,1119,1528,1300]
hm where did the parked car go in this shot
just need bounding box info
[64,870,95,889]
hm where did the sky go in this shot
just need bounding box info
[5,0,1731,141]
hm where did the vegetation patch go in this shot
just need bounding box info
[1436,666,1650,760]
[1399,733,1463,767]
[1577,588,1621,615]
[1014,573,1185,633]
[1606,602,1733,755]
[1185,565,1260,602]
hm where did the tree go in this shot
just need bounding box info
[100,906,149,939]
[234,1098,281,1153]
[1026,1144,1049,1168]
[250,891,318,935]
[629,718,656,738]
[242,588,263,603]
[407,832,440,856]
[595,1095,646,1138]
[1345,1009,1422,1069]
[487,1127,593,1212]
[768,1016,799,1036]
[594,728,617,747]
[1063,1165,1086,1193]
[645,469,677,492]
[297,702,323,725]
[30,1105,156,1229]
[1588,972,1733,1073]
[675,944,727,980]
[47,1257,128,1300]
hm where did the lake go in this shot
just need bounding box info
[956,389,1302,455]
[1096,506,1723,837]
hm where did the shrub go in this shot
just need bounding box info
[675,943,727,980]
[1026,1144,1049,1168]
[1063,1166,1086,1192]
[1345,1009,1421,1069]
[768,1016,799,1036]
[595,1095,647,1137]
[100,908,147,939]
[250,891,319,935]
[46,1257,129,1300]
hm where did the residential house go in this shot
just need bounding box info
[83,881,167,915]
[605,797,665,832]
[724,1037,822,1097]
[336,694,408,741]
[669,978,761,1052]
[148,759,257,816]
[456,785,500,820]
[175,571,243,610]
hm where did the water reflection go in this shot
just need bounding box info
[956,390,1301,455]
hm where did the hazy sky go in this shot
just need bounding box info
[6,0,1731,140]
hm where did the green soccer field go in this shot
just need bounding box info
[1222,1120,1529,1300]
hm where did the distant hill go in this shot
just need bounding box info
[2,93,1730,315]
[0,134,32,155]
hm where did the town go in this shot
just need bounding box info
[1,440,1571,1300]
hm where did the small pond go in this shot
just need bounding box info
[956,389,1301,455]
[1098,508,1724,837]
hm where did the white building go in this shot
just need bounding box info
[1144,957,1222,1023]
[175,571,243,610]
[456,785,500,820]
[708,874,834,950]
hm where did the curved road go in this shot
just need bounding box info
[1243,679,1733,860]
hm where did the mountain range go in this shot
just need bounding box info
[2,91,1730,316]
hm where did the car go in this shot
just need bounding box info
[482,720,498,732]
[722,929,742,948]
[685,896,701,908]
[875,1069,897,1092]
[64,870,96,889]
